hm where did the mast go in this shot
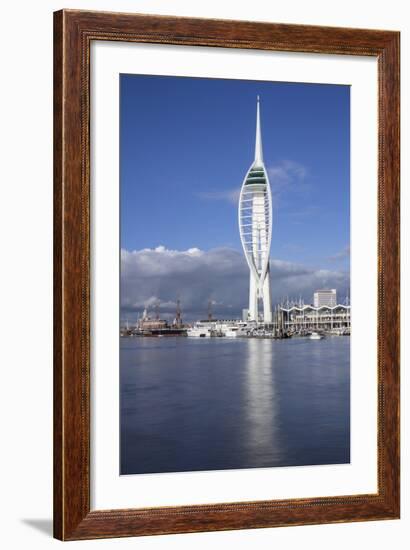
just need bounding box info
[174,298,182,326]
[207,300,213,321]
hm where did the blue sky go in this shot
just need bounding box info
[120,74,350,319]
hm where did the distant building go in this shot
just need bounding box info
[313,289,337,308]
[242,308,249,321]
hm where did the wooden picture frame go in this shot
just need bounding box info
[54,9,400,540]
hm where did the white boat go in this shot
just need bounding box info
[224,327,240,338]
[187,323,212,337]
[309,332,324,340]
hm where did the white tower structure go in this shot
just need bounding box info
[238,96,273,323]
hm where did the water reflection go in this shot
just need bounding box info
[120,336,350,475]
[243,339,284,465]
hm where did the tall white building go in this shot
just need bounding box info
[313,289,337,308]
[238,97,272,323]
[242,308,249,322]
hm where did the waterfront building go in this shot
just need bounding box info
[280,303,350,333]
[239,97,273,323]
[242,308,249,322]
[313,289,337,308]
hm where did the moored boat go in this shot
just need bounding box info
[187,323,212,337]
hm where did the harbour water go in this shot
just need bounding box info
[120,336,350,475]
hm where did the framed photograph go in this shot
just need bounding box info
[54,9,400,540]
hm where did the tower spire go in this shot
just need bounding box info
[254,95,264,166]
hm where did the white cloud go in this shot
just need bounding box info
[121,246,349,321]
[268,160,307,184]
[195,160,308,208]
[268,160,309,199]
[327,245,350,262]
[196,188,240,204]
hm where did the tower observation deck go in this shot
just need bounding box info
[238,97,273,323]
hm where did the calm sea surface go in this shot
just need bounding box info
[120,336,350,475]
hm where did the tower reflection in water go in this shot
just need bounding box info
[243,339,285,467]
